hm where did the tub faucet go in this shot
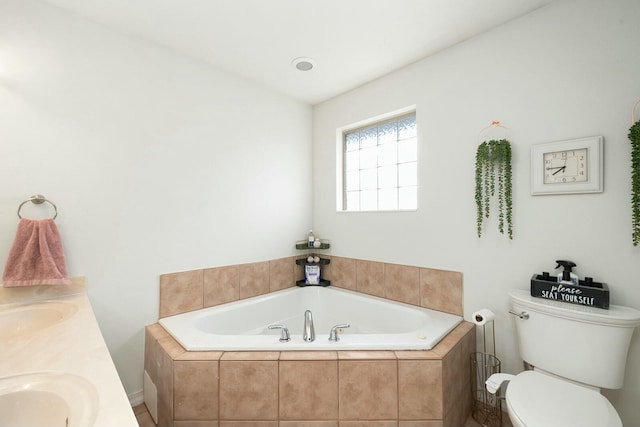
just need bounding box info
[303,310,315,342]
[268,324,291,342]
[328,324,351,342]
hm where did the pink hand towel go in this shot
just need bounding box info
[2,219,72,287]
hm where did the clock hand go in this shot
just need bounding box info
[552,166,566,175]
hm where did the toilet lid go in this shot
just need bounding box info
[506,371,621,427]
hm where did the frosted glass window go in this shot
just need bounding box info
[379,188,399,210]
[345,150,359,172]
[378,165,398,189]
[378,141,397,166]
[345,191,360,210]
[399,186,418,210]
[341,112,417,211]
[359,147,377,169]
[360,190,378,211]
[345,171,359,191]
[398,162,417,187]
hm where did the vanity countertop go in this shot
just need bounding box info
[0,277,138,427]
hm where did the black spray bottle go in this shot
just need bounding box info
[555,260,578,285]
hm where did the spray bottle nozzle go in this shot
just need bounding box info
[555,260,577,272]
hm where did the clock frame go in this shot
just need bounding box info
[531,136,603,195]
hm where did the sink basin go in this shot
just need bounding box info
[0,301,78,340]
[0,371,99,427]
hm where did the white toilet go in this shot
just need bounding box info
[487,289,640,427]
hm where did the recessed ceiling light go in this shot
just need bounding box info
[292,57,315,72]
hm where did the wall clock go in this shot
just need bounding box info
[530,136,603,195]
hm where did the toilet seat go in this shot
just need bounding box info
[506,371,621,427]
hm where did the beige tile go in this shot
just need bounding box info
[146,326,186,423]
[220,351,280,361]
[219,360,278,420]
[398,360,443,420]
[204,265,239,308]
[329,257,356,291]
[384,263,420,306]
[431,322,474,359]
[175,351,223,361]
[156,336,175,427]
[339,422,397,427]
[239,261,270,299]
[279,351,338,361]
[399,421,443,427]
[295,262,306,283]
[419,268,463,316]
[356,260,385,297]
[319,255,332,281]
[337,351,396,360]
[442,327,474,417]
[280,422,338,427]
[175,421,218,427]
[144,325,164,381]
[338,360,398,420]
[144,326,177,427]
[394,350,441,360]
[136,410,158,427]
[174,361,218,420]
[158,335,187,359]
[270,257,296,292]
[220,422,277,427]
[160,269,204,318]
[280,360,338,420]
[132,403,149,416]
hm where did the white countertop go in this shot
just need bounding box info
[0,277,138,427]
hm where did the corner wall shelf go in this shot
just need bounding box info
[295,240,330,287]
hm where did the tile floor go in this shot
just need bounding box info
[133,403,514,427]
[133,403,156,427]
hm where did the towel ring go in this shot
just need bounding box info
[17,194,58,220]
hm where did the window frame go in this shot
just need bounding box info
[336,107,418,212]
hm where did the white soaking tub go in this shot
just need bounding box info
[159,286,463,351]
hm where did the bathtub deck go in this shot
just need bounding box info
[133,403,513,427]
[144,321,476,427]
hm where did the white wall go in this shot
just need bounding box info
[313,0,640,424]
[0,0,312,400]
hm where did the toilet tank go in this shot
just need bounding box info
[509,289,640,389]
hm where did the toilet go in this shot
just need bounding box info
[487,289,640,427]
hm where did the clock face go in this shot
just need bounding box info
[543,148,588,184]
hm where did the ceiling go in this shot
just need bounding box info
[40,0,553,105]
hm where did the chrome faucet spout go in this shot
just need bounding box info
[303,310,315,342]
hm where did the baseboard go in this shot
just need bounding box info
[128,389,144,407]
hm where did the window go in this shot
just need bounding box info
[341,112,417,211]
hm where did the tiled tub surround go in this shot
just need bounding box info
[159,256,463,318]
[148,257,471,426]
[145,321,475,427]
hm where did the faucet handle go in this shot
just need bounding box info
[268,324,291,342]
[328,324,350,342]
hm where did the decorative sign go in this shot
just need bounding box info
[530,274,609,309]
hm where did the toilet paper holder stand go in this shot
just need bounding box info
[470,309,502,427]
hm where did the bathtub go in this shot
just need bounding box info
[159,285,463,351]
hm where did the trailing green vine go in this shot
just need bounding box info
[629,121,640,246]
[475,139,513,239]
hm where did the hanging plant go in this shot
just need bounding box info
[475,139,513,239]
[629,120,640,246]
